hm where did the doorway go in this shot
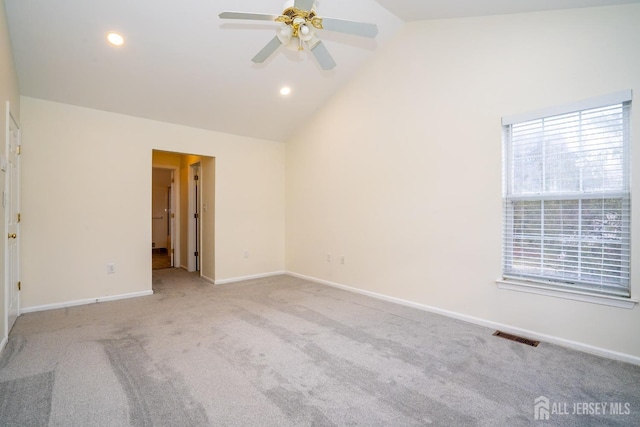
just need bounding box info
[151,150,215,282]
[152,167,174,270]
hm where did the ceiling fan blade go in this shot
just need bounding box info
[252,36,283,63]
[294,0,315,11]
[310,41,336,71]
[321,17,378,38]
[219,12,279,22]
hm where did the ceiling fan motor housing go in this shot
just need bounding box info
[282,0,316,13]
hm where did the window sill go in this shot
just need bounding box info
[496,279,638,309]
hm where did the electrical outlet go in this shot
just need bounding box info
[244,250,249,259]
[107,263,116,274]
[340,255,345,265]
[327,253,332,262]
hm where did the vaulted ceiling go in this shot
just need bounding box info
[5,0,639,142]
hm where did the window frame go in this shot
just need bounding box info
[499,91,635,308]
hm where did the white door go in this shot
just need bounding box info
[6,107,20,334]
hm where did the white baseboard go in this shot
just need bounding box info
[0,335,7,355]
[287,272,640,366]
[21,290,154,314]
[215,271,286,285]
[200,274,215,285]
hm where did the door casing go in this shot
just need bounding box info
[188,163,201,272]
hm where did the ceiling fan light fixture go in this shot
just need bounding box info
[277,25,293,44]
[299,24,315,42]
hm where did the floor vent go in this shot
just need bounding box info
[493,331,540,347]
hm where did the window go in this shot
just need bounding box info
[502,92,631,298]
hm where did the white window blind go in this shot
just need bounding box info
[502,94,631,297]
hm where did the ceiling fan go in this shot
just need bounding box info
[219,0,378,70]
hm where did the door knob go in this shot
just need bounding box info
[8,233,16,239]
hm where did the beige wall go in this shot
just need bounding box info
[286,5,640,359]
[0,0,20,344]
[21,97,285,309]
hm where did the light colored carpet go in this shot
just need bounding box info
[1,269,639,426]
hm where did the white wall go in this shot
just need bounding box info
[20,97,285,309]
[286,5,640,359]
[0,0,20,344]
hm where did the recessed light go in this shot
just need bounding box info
[280,86,292,96]
[107,32,125,46]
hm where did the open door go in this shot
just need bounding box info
[5,104,20,334]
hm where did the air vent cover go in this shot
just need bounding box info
[493,331,540,347]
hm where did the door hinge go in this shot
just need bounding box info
[194,251,199,257]
[17,213,21,223]
[18,281,21,291]
[194,213,199,219]
[194,175,199,181]
[16,145,21,155]
[171,213,175,219]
